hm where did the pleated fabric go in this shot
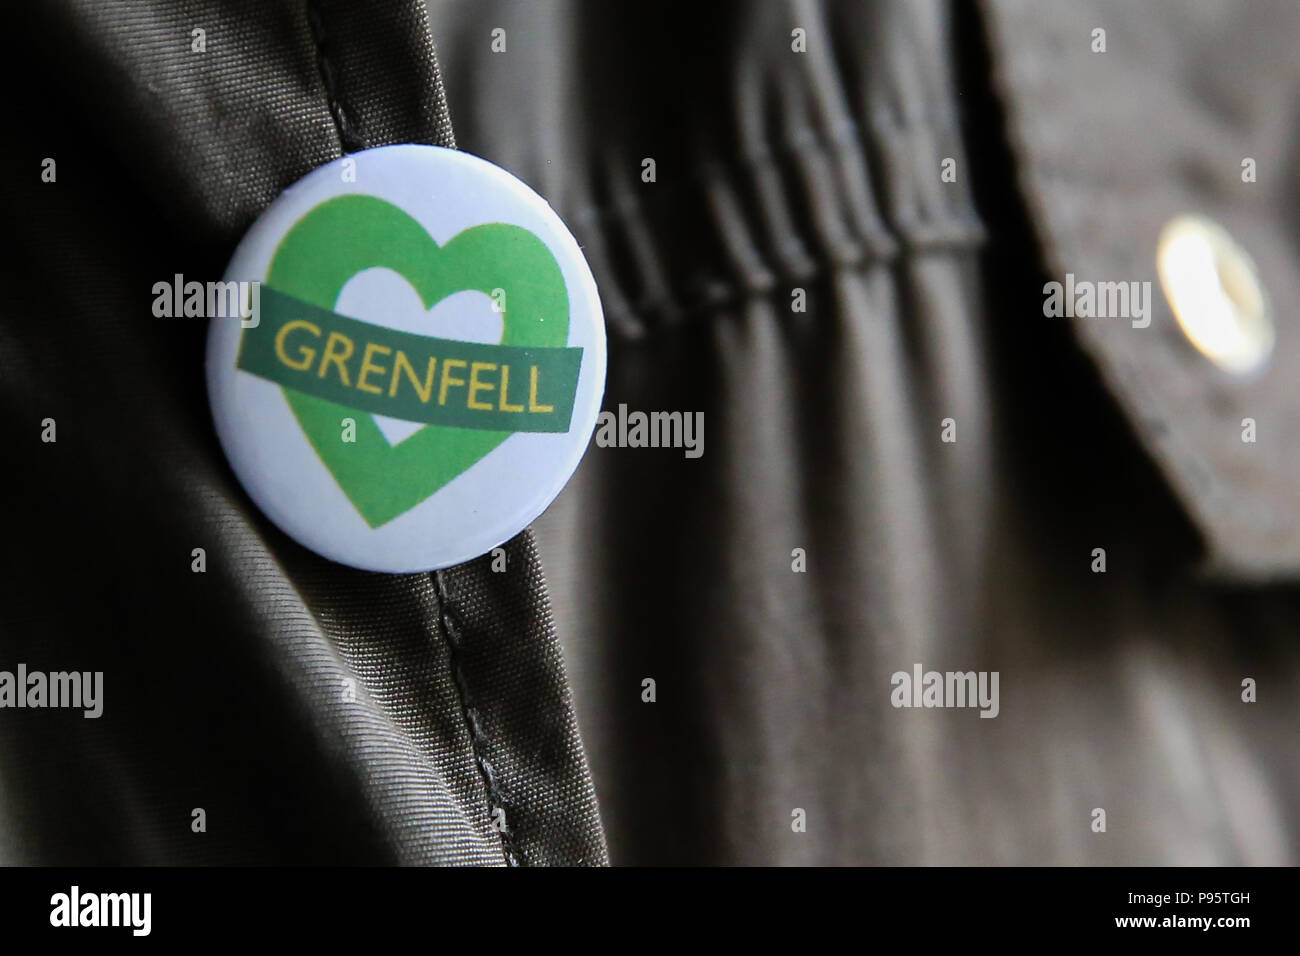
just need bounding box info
[431,0,1300,864]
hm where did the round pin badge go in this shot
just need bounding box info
[207,144,606,572]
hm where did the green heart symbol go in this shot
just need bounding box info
[264,194,570,528]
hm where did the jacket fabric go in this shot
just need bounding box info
[2,0,1297,866]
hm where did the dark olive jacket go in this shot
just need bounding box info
[2,0,1297,865]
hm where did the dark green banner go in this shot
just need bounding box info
[237,287,583,433]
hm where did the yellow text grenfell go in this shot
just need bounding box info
[274,319,554,414]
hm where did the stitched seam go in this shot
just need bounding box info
[571,135,985,338]
[599,234,986,337]
[434,570,523,867]
[306,0,366,153]
[302,0,520,860]
[573,138,981,239]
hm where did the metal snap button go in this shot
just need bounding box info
[1156,215,1274,375]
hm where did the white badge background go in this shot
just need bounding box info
[207,145,607,572]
